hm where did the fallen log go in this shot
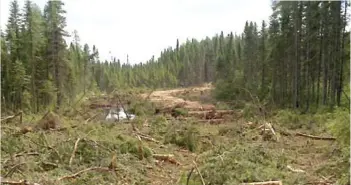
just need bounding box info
[295,132,336,141]
[240,181,283,185]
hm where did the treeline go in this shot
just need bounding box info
[0,0,172,113]
[139,1,350,111]
[1,0,349,113]
[214,1,350,111]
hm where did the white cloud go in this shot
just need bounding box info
[1,0,272,64]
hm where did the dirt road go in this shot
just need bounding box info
[142,83,215,110]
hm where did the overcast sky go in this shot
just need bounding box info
[1,0,272,64]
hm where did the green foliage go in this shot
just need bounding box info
[119,138,152,159]
[275,110,303,129]
[242,103,259,119]
[326,108,350,184]
[173,108,188,117]
[129,99,156,116]
[149,115,168,136]
[195,144,302,185]
[272,108,350,184]
[22,90,32,112]
[164,122,199,152]
[327,108,350,146]
[2,0,348,116]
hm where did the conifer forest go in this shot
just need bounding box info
[1,1,350,185]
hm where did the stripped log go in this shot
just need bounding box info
[295,132,336,141]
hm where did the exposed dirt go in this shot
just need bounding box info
[142,83,237,123]
[141,83,214,110]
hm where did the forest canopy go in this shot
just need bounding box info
[1,0,349,113]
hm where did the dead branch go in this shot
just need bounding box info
[69,138,81,167]
[41,161,58,169]
[144,89,155,101]
[84,112,101,124]
[89,103,112,109]
[0,179,40,185]
[295,132,336,141]
[152,154,181,165]
[1,111,23,123]
[136,135,144,160]
[112,91,137,131]
[71,93,86,108]
[56,167,111,181]
[4,162,26,178]
[192,161,205,185]
[0,125,18,131]
[48,124,78,132]
[73,106,90,118]
[3,152,40,165]
[143,119,149,127]
[81,138,113,152]
[26,135,61,163]
[287,165,305,173]
[240,181,283,185]
[186,167,195,185]
[135,133,160,143]
[264,122,278,141]
[108,153,117,170]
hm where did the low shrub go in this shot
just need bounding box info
[164,121,200,152]
[193,144,303,185]
[119,138,152,159]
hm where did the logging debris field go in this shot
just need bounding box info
[0,84,346,185]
